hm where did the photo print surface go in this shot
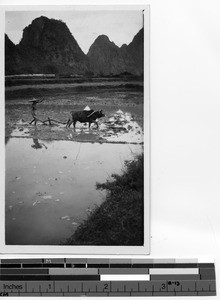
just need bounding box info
[3,6,149,254]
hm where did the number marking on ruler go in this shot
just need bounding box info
[0,258,216,296]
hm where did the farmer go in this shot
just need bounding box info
[29,98,44,125]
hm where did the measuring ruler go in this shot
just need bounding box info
[0,258,216,296]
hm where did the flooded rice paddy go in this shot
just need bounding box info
[5,138,143,245]
[9,109,143,144]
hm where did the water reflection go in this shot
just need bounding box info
[31,138,47,150]
[5,138,143,245]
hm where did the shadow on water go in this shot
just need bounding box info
[5,137,143,245]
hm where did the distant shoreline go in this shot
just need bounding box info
[5,79,143,101]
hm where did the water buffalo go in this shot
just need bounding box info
[66,109,105,129]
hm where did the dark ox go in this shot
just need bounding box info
[66,109,105,129]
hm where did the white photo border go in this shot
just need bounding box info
[0,4,150,255]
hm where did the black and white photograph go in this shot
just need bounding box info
[3,6,149,253]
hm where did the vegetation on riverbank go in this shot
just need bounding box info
[65,154,144,245]
[5,74,143,87]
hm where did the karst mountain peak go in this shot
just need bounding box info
[5,16,143,76]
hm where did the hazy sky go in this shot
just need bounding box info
[5,10,143,54]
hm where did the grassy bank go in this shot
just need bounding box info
[5,75,142,87]
[5,82,143,101]
[64,154,144,246]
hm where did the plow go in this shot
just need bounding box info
[29,116,67,126]
[29,98,67,126]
